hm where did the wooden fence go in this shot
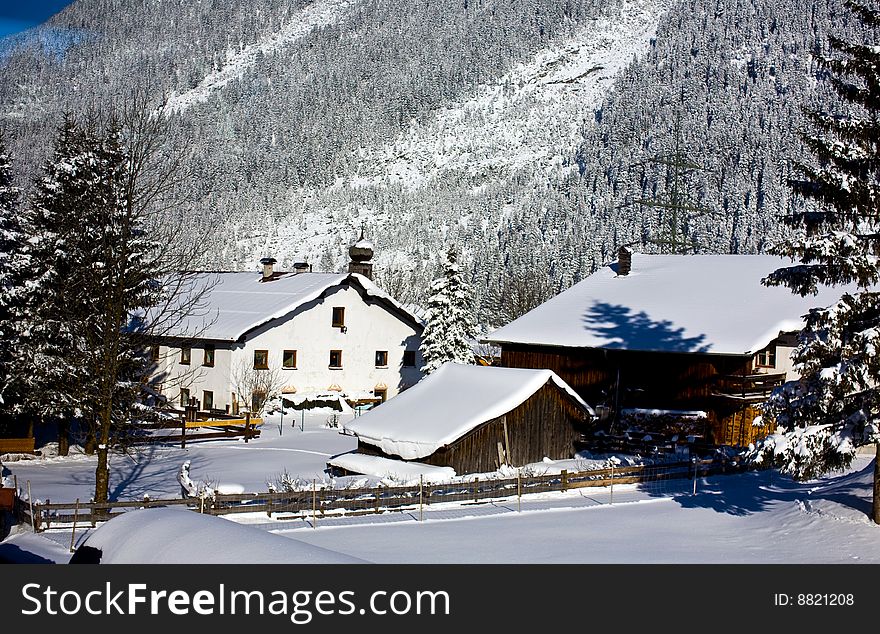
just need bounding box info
[124,416,262,448]
[14,458,747,532]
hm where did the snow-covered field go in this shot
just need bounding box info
[2,406,879,564]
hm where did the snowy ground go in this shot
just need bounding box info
[2,406,879,564]
[258,457,880,564]
[1,407,360,504]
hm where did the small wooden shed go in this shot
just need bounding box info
[342,363,595,475]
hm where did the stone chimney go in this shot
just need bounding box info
[348,229,374,280]
[260,257,277,281]
[617,246,632,276]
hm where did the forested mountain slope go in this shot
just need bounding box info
[0,0,871,327]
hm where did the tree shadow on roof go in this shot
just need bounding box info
[583,301,711,353]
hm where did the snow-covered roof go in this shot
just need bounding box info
[486,254,851,356]
[343,363,594,460]
[76,508,366,563]
[328,452,456,483]
[163,271,419,341]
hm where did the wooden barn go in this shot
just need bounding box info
[485,249,850,447]
[335,363,595,476]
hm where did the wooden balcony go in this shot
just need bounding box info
[713,372,787,403]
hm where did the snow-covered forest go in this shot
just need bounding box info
[0,0,874,328]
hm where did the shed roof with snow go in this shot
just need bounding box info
[161,271,420,342]
[343,363,594,461]
[485,254,850,356]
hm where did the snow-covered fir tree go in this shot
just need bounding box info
[419,248,477,374]
[755,1,880,523]
[17,115,95,434]
[0,130,25,419]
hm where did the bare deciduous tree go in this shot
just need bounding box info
[230,358,285,417]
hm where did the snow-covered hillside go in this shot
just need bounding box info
[165,0,358,114]
[241,0,670,285]
[0,0,859,322]
[347,0,669,189]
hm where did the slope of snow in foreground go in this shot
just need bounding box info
[74,508,367,564]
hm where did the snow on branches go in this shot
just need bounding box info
[419,248,477,374]
[753,2,880,489]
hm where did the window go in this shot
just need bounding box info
[150,345,160,362]
[283,349,297,369]
[375,350,388,367]
[756,347,777,368]
[180,346,191,365]
[402,350,416,367]
[329,350,343,368]
[332,307,345,328]
[203,390,214,411]
[203,345,215,367]
[374,388,387,402]
[180,388,190,407]
[253,349,269,370]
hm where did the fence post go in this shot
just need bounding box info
[692,458,698,496]
[181,415,186,449]
[312,479,317,529]
[561,469,568,492]
[374,486,381,514]
[517,471,521,513]
[419,475,424,522]
[610,463,614,505]
[473,477,479,503]
[244,412,251,444]
[26,480,35,533]
[69,499,80,553]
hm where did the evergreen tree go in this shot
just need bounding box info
[420,248,477,374]
[755,1,880,522]
[0,130,26,420]
[19,113,168,502]
[17,115,96,435]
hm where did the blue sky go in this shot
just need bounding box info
[0,1,75,38]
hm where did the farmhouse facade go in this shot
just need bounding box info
[485,250,848,446]
[338,363,595,475]
[150,246,423,414]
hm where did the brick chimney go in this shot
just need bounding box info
[617,246,632,276]
[260,257,277,281]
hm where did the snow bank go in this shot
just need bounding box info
[328,452,455,484]
[486,254,852,355]
[75,508,367,564]
[0,531,73,564]
[344,363,594,460]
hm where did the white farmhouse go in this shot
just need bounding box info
[150,241,423,414]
